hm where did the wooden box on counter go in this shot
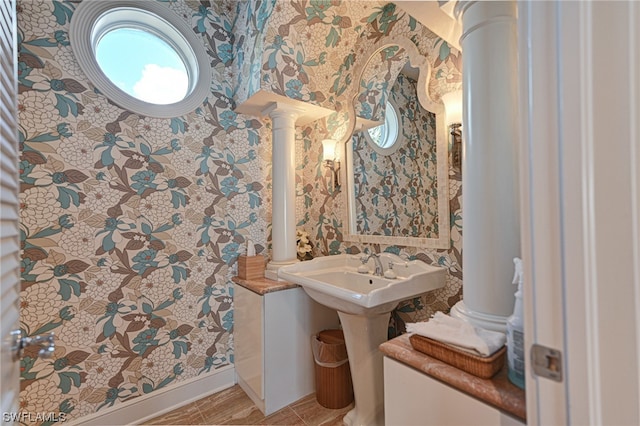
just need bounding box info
[237,255,265,280]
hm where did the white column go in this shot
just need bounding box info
[263,103,304,280]
[450,1,520,332]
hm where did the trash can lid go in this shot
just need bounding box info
[318,329,345,345]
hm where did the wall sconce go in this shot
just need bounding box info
[442,90,463,126]
[322,139,341,192]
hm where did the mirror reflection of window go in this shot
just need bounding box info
[345,37,452,249]
[352,71,438,239]
[367,101,399,149]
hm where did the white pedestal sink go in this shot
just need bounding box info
[279,253,446,426]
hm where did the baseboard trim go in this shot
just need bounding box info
[237,374,266,415]
[68,365,236,425]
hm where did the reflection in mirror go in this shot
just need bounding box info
[354,45,408,122]
[449,123,462,178]
[365,100,399,152]
[352,71,438,238]
[343,37,450,249]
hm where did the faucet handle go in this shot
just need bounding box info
[384,262,398,279]
[357,253,370,273]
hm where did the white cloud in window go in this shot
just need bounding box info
[133,64,189,105]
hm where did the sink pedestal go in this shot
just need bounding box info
[338,311,390,426]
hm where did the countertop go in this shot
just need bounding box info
[379,333,526,422]
[232,276,299,295]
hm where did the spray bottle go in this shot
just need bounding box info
[507,257,525,389]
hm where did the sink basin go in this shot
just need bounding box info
[278,253,446,316]
[278,253,446,426]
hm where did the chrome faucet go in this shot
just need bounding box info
[362,253,384,276]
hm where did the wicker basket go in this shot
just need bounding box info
[313,330,354,409]
[409,334,506,379]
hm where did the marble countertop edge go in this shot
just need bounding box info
[232,276,299,295]
[380,333,526,422]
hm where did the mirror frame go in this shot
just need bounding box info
[341,36,450,249]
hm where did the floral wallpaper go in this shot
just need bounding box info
[16,0,462,423]
[17,0,272,423]
[352,72,439,239]
[259,2,462,112]
[262,2,464,334]
[354,45,409,122]
[235,0,276,106]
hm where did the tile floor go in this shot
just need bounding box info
[143,385,352,425]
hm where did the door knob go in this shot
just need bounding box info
[11,330,55,361]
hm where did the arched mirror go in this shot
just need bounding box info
[342,37,450,249]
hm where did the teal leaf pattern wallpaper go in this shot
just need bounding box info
[354,45,409,122]
[352,72,439,239]
[264,2,464,333]
[17,0,462,423]
[260,1,462,112]
[17,0,271,422]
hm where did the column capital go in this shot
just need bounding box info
[454,1,475,21]
[235,90,333,126]
[261,102,307,123]
[456,1,517,44]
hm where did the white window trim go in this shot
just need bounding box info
[70,0,211,118]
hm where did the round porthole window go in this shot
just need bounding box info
[70,1,211,118]
[364,101,402,155]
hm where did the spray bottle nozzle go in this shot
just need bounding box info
[512,257,523,300]
[512,257,523,285]
[513,258,523,288]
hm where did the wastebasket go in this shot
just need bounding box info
[312,329,354,409]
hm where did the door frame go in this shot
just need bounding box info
[519,1,640,424]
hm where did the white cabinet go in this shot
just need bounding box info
[235,285,339,415]
[384,357,525,426]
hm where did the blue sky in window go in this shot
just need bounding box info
[95,28,189,104]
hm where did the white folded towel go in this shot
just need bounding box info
[406,312,506,357]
